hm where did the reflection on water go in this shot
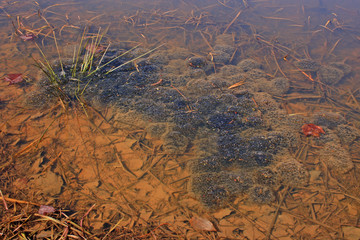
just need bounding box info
[1,0,360,238]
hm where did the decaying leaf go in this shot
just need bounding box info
[190,216,217,232]
[19,33,36,41]
[38,205,56,215]
[3,74,24,85]
[301,123,325,137]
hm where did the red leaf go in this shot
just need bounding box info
[19,33,36,41]
[190,216,217,232]
[3,74,24,85]
[301,123,325,137]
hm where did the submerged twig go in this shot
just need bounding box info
[0,196,40,206]
[0,190,8,211]
[266,186,291,240]
[80,203,96,228]
[114,148,138,178]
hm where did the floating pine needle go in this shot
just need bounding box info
[301,124,325,137]
[3,74,24,85]
[223,10,242,34]
[228,80,245,89]
[151,78,163,86]
[262,16,298,23]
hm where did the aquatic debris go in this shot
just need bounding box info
[3,74,24,85]
[190,216,217,232]
[19,33,36,41]
[38,205,56,215]
[301,123,325,137]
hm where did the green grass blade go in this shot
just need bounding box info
[72,26,87,77]
[86,43,141,78]
[106,43,165,74]
[80,44,142,96]
[34,43,59,85]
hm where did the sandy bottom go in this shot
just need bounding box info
[0,77,360,239]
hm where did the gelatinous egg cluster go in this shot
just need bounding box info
[28,35,357,208]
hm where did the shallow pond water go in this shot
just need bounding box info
[1,0,360,239]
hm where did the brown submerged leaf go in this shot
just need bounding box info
[190,216,217,232]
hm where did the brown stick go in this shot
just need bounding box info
[114,148,138,178]
[265,186,290,240]
[228,203,267,236]
[43,152,62,172]
[80,203,96,228]
[271,48,287,78]
[199,31,214,52]
[280,206,338,232]
[328,39,341,56]
[0,196,41,206]
[13,137,41,158]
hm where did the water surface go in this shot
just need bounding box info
[1,0,360,239]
